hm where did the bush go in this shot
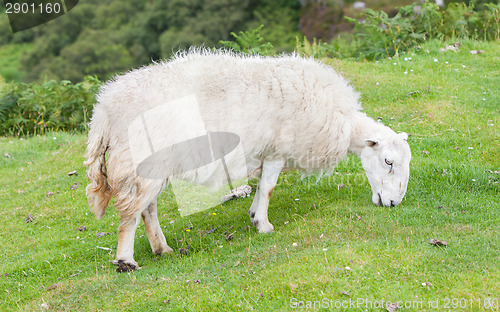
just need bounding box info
[220,1,500,62]
[0,76,101,136]
[346,1,500,60]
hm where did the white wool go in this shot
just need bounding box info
[86,49,409,216]
[85,50,412,267]
[100,52,359,168]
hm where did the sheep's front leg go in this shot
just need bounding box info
[112,213,140,272]
[249,158,284,233]
[141,201,173,255]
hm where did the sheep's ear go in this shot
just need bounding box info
[365,139,379,148]
[398,132,408,141]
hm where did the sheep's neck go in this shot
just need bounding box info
[348,112,385,157]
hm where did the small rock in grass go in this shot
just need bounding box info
[440,44,459,52]
[67,170,78,176]
[222,231,234,240]
[47,283,59,291]
[46,191,54,197]
[179,245,191,255]
[386,302,399,312]
[96,232,109,238]
[25,213,34,223]
[342,291,350,296]
[194,279,201,284]
[429,238,448,246]
[221,185,252,202]
[205,227,218,235]
[78,225,87,231]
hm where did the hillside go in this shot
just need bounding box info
[0,0,424,83]
[1,39,498,311]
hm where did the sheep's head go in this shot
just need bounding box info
[359,132,411,207]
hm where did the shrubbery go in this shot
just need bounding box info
[0,76,100,136]
[347,1,500,59]
[224,1,500,60]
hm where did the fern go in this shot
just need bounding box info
[295,36,338,58]
[219,25,275,56]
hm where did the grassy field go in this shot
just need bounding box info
[0,39,499,311]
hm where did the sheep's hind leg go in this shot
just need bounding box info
[141,200,173,255]
[111,179,167,272]
[112,211,141,272]
[250,158,284,233]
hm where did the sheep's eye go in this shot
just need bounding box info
[385,159,393,167]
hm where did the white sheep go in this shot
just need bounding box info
[85,50,411,271]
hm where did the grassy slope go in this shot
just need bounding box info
[0,40,499,311]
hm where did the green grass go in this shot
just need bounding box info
[1,39,499,311]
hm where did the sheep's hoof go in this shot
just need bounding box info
[112,259,140,272]
[154,245,174,255]
[253,219,274,233]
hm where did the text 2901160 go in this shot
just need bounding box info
[5,2,61,14]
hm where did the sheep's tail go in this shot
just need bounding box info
[84,107,112,219]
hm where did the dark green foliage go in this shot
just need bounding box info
[243,0,301,52]
[0,76,101,136]
[2,0,301,83]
